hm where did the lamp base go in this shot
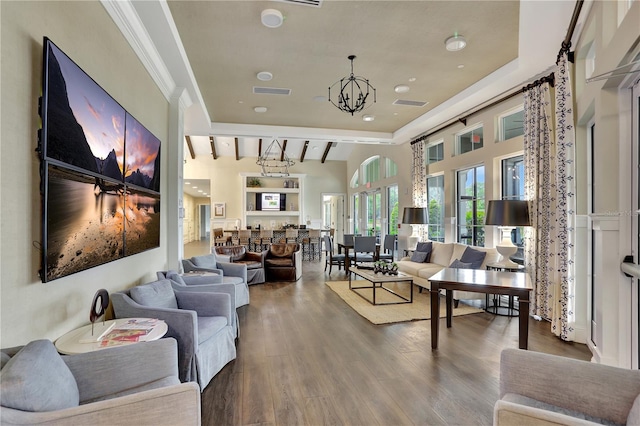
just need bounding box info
[495,226,518,269]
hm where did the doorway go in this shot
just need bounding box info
[199,204,210,240]
[322,193,345,244]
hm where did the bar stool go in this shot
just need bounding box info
[257,229,273,251]
[303,229,321,261]
[237,229,252,250]
[285,228,298,244]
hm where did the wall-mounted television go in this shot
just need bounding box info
[255,193,286,211]
[38,37,161,282]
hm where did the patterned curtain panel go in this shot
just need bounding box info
[551,52,576,341]
[411,142,427,240]
[523,53,577,342]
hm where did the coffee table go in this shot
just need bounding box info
[349,267,414,305]
[428,268,532,350]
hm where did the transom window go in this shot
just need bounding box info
[362,156,380,184]
[456,125,484,155]
[425,140,444,165]
[350,170,359,189]
[499,108,524,141]
[385,157,398,178]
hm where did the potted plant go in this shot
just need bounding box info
[247,177,261,188]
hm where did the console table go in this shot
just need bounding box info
[428,268,532,350]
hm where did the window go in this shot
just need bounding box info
[387,185,399,235]
[456,165,485,246]
[456,125,483,155]
[385,158,398,178]
[365,191,381,238]
[499,108,524,141]
[585,42,596,79]
[427,175,444,242]
[363,156,380,184]
[426,140,444,165]
[501,155,525,250]
[323,196,332,229]
[353,193,359,234]
[350,170,359,188]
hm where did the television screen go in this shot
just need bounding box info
[261,193,281,211]
[38,37,161,282]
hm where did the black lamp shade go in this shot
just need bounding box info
[402,207,428,224]
[485,200,530,226]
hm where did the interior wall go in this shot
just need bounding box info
[0,1,170,347]
[184,156,347,225]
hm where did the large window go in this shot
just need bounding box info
[499,108,524,141]
[363,156,380,185]
[387,185,398,235]
[456,165,485,246]
[426,140,444,165]
[352,193,359,234]
[427,175,444,241]
[501,155,525,250]
[456,125,483,155]
[365,190,381,239]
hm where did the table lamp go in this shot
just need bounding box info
[402,207,428,246]
[485,200,530,268]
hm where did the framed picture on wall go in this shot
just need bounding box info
[213,202,226,219]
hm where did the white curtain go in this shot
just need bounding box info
[523,52,577,341]
[411,142,427,240]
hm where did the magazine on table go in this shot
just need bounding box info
[99,318,160,347]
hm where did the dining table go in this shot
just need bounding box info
[337,242,380,272]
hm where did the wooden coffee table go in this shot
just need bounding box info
[349,267,413,305]
[428,268,532,350]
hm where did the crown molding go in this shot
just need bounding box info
[101,0,176,102]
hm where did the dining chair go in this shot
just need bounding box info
[353,236,377,265]
[323,235,345,274]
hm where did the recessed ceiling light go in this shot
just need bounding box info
[254,106,268,113]
[394,84,410,94]
[458,64,465,69]
[393,112,399,116]
[408,77,416,82]
[185,181,190,185]
[257,71,273,81]
[363,115,375,122]
[238,100,243,104]
[192,186,197,189]
[261,9,283,28]
[445,35,466,52]
[198,190,203,193]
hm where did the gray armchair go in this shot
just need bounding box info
[181,254,249,307]
[0,338,200,425]
[494,349,640,425]
[157,270,239,337]
[112,279,236,390]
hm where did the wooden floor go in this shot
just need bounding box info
[198,253,592,426]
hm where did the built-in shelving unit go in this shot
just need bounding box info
[240,173,305,229]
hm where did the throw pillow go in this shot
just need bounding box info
[449,259,473,269]
[410,251,429,263]
[460,247,487,269]
[130,280,178,309]
[166,271,186,286]
[0,340,79,412]
[415,241,433,262]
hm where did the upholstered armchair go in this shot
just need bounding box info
[264,243,302,281]
[494,349,640,425]
[112,279,236,390]
[0,338,200,425]
[181,254,250,307]
[213,245,266,285]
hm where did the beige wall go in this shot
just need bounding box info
[1,1,170,347]
[184,156,347,225]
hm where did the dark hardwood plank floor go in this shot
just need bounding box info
[201,258,591,426]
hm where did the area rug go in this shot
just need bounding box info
[326,280,484,325]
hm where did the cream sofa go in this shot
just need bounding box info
[397,241,500,302]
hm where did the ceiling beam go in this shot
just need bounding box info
[185,135,195,159]
[258,138,262,157]
[300,140,309,163]
[280,139,288,161]
[234,137,239,161]
[321,141,333,163]
[209,136,217,159]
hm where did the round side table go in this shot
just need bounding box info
[484,264,525,316]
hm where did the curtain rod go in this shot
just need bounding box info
[410,72,554,145]
[556,0,584,64]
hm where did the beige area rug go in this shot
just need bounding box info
[326,280,484,325]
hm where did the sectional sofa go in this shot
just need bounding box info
[396,241,500,302]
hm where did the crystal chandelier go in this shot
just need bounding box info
[328,55,376,115]
[256,139,295,177]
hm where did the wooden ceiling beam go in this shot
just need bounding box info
[235,137,239,161]
[300,140,309,163]
[209,136,218,159]
[280,139,287,161]
[185,135,195,159]
[321,141,333,163]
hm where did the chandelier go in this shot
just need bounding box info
[256,139,295,177]
[328,55,376,115]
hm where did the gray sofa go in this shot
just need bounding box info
[495,349,640,425]
[397,241,500,302]
[112,279,236,390]
[0,338,200,425]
